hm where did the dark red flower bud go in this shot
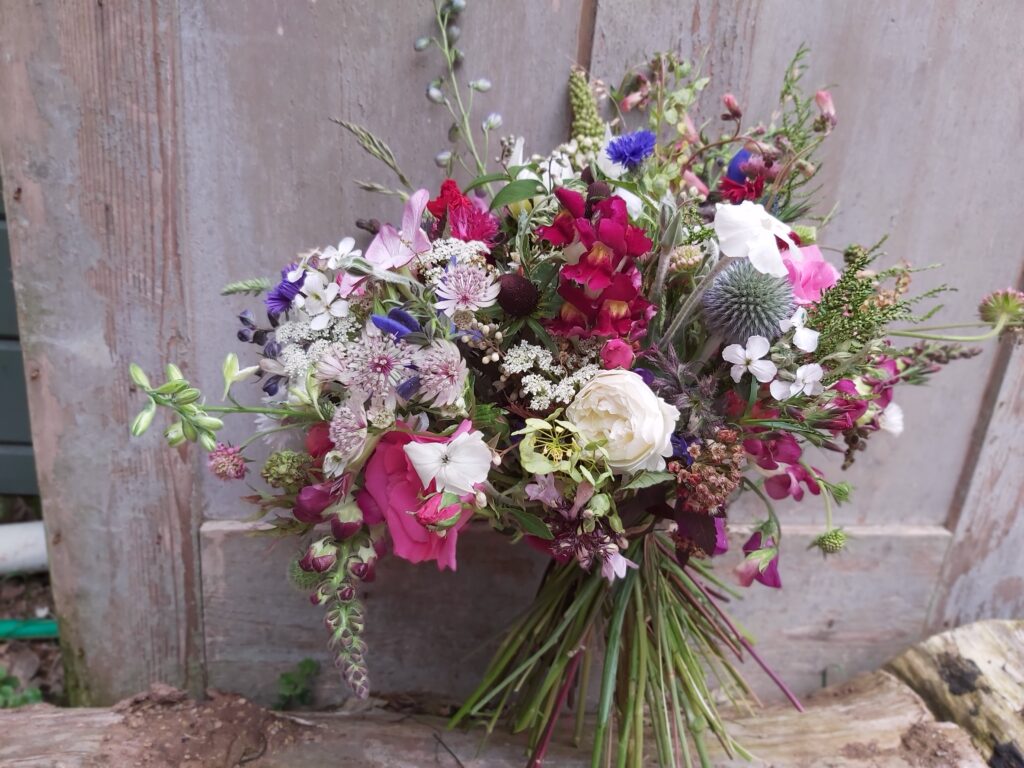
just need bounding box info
[497,273,540,317]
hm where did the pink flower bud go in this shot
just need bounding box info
[721,93,742,119]
[600,338,635,370]
[814,90,837,131]
[299,538,337,573]
[294,482,336,524]
[329,503,364,541]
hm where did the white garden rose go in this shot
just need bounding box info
[565,369,680,475]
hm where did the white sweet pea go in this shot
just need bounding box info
[770,363,824,400]
[722,336,778,384]
[780,307,820,353]
[879,402,904,436]
[713,201,795,278]
[320,237,362,271]
[403,429,492,496]
[295,271,349,331]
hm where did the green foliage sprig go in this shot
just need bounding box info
[0,667,42,709]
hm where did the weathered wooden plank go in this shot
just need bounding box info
[201,521,950,707]
[929,342,1024,629]
[591,0,1024,528]
[0,2,203,703]
[888,620,1024,764]
[0,669,986,767]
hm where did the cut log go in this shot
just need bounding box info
[887,619,1024,765]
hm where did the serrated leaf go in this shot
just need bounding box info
[507,507,553,540]
[621,471,675,491]
[489,179,545,211]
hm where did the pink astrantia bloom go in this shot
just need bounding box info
[782,245,840,305]
[434,263,500,316]
[365,188,432,270]
[357,428,474,571]
[415,339,468,407]
[735,532,781,589]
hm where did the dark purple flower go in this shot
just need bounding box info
[606,130,657,170]
[726,148,752,183]
[265,265,305,316]
[736,532,781,589]
[670,433,697,466]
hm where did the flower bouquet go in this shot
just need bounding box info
[128,2,1022,766]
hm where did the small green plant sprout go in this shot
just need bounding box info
[274,658,321,710]
[0,666,43,709]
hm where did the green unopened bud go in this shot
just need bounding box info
[811,528,848,555]
[130,400,156,437]
[449,0,466,11]
[481,112,502,131]
[193,415,224,431]
[446,24,461,42]
[153,379,188,396]
[426,83,444,104]
[413,36,430,52]
[181,420,198,442]
[165,363,185,381]
[173,387,202,405]
[469,78,491,92]
[979,288,1024,328]
[198,431,217,452]
[129,364,151,389]
[434,150,452,167]
[165,422,186,447]
[261,450,313,492]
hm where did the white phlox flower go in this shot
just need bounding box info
[770,363,824,400]
[713,201,795,278]
[781,307,820,353]
[403,429,493,496]
[722,336,778,384]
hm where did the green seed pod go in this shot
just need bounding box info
[129,364,151,389]
[568,66,605,143]
[811,528,848,555]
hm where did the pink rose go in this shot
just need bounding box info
[356,430,472,571]
[782,245,840,305]
[600,338,635,370]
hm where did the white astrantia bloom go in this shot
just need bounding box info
[404,429,493,496]
[294,271,349,331]
[713,200,794,278]
[722,335,778,384]
[434,263,500,316]
[770,363,825,400]
[780,307,820,353]
[879,402,904,436]
[320,237,361,271]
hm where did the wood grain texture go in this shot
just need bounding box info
[0,2,204,703]
[888,620,1024,763]
[201,521,950,706]
[591,0,1024,527]
[929,343,1024,628]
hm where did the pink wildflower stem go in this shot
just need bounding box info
[526,648,584,768]
[688,571,805,713]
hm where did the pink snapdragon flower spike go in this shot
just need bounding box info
[782,245,840,305]
[364,188,431,270]
[736,532,782,588]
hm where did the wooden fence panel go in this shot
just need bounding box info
[0,1,204,704]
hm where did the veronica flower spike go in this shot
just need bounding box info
[722,335,778,384]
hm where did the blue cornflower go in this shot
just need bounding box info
[606,130,657,170]
[265,265,305,316]
[725,148,752,183]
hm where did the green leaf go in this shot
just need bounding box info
[621,471,675,491]
[507,507,553,540]
[489,179,545,211]
[220,277,273,296]
[463,171,512,193]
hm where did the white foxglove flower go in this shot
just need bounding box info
[780,307,820,353]
[713,201,794,278]
[295,271,349,331]
[404,429,492,496]
[722,336,778,384]
[879,402,904,436]
[320,237,362,271]
[770,363,824,400]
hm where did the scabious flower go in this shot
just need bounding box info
[415,339,468,407]
[266,266,305,316]
[722,336,777,384]
[208,442,247,480]
[604,129,656,170]
[427,179,499,244]
[434,263,500,316]
[261,449,312,491]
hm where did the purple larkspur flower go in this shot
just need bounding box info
[265,265,305,316]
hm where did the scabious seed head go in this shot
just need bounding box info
[497,273,540,317]
[811,528,848,555]
[207,442,247,481]
[261,449,313,492]
[978,288,1024,327]
[702,260,795,343]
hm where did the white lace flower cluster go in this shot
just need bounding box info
[500,340,601,411]
[414,237,489,287]
[272,315,360,383]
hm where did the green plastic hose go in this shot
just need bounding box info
[0,619,59,639]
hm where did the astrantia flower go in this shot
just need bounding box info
[266,266,305,316]
[713,201,795,278]
[316,328,416,399]
[605,130,656,170]
[328,400,368,466]
[722,336,777,384]
[770,363,824,400]
[295,271,349,331]
[208,443,247,480]
[415,339,468,407]
[403,421,492,496]
[780,307,820,353]
[434,263,500,316]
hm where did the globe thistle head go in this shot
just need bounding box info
[811,528,848,555]
[702,260,795,343]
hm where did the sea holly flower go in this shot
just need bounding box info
[780,307,820,353]
[434,263,500,316]
[736,531,782,588]
[365,188,432,270]
[403,421,492,496]
[713,201,795,278]
[722,336,778,384]
[770,363,824,400]
[295,271,349,331]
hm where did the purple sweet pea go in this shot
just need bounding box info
[736,531,781,588]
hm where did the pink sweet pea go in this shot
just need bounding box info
[735,532,781,588]
[365,189,431,270]
[356,428,473,571]
[782,245,840,305]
